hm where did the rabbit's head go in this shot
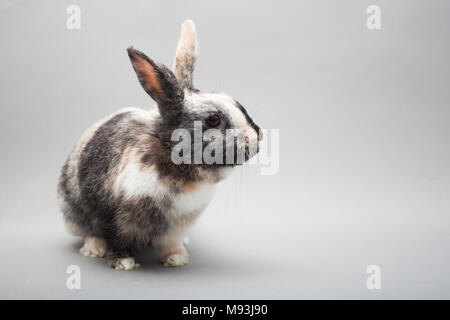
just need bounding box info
[127,20,261,167]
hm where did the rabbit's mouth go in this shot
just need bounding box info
[241,140,259,163]
[225,140,259,166]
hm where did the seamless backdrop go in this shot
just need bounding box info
[0,0,449,299]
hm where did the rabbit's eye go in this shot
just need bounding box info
[205,114,221,128]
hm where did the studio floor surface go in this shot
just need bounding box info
[1,176,450,299]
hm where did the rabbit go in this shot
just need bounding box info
[57,19,261,270]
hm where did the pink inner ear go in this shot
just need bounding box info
[131,54,165,99]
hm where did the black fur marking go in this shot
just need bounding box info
[235,101,262,140]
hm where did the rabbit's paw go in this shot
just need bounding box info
[79,236,106,258]
[109,257,141,271]
[163,253,189,267]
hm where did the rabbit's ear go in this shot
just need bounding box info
[128,47,184,114]
[173,19,198,90]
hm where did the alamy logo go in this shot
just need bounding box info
[366,5,381,30]
[170,122,279,175]
[66,5,81,30]
[66,265,81,290]
[366,265,381,290]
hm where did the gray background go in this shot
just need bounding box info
[0,0,449,299]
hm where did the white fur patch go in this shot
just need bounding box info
[113,161,169,201]
[113,153,216,215]
[172,182,216,213]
